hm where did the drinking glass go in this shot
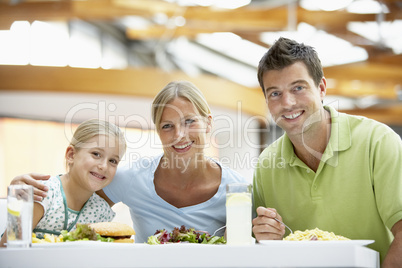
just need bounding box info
[6,185,34,248]
[226,183,252,245]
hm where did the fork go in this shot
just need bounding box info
[212,225,226,236]
[273,218,293,234]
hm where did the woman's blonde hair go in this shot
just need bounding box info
[151,81,211,131]
[67,119,126,170]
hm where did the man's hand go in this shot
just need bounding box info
[252,206,285,242]
[11,173,50,201]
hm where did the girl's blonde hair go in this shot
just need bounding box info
[151,81,211,131]
[67,119,126,169]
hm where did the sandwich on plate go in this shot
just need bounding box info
[89,222,136,243]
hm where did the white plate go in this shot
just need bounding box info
[32,241,142,248]
[258,240,375,247]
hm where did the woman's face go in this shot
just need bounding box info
[158,97,211,160]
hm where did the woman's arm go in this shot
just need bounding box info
[10,173,50,201]
[96,189,115,207]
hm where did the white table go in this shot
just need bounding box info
[0,241,379,268]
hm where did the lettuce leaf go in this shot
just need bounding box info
[60,224,114,242]
[147,225,226,245]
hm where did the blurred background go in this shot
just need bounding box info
[0,0,401,200]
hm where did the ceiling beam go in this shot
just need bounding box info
[324,62,402,84]
[0,0,148,30]
[0,65,267,116]
[323,62,402,99]
[326,80,398,99]
[341,106,402,126]
[1,64,401,125]
[1,0,399,63]
[1,1,399,32]
[369,53,402,65]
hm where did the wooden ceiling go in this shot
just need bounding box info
[0,0,401,125]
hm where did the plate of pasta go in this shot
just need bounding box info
[259,240,375,247]
[259,228,374,247]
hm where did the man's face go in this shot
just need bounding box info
[262,62,326,137]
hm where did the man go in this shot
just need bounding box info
[252,37,402,267]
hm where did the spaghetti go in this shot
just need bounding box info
[283,228,350,241]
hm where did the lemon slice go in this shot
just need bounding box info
[7,200,23,217]
[226,193,252,206]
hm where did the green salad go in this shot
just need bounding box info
[147,225,226,245]
[61,223,114,242]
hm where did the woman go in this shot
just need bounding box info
[11,81,248,243]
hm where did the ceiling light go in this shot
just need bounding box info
[348,20,402,54]
[0,21,30,65]
[196,32,267,67]
[169,0,251,9]
[119,16,151,30]
[174,16,186,27]
[211,0,251,9]
[347,0,389,14]
[300,0,353,11]
[260,23,368,66]
[169,38,259,87]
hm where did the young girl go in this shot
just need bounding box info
[0,119,126,246]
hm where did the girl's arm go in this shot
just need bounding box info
[32,202,45,230]
[0,202,44,247]
[0,230,6,247]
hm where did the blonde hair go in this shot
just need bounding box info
[67,119,126,169]
[151,81,211,131]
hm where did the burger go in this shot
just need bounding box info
[89,222,136,243]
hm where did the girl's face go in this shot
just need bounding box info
[66,134,122,192]
[158,97,212,160]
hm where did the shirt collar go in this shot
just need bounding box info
[281,105,352,165]
[325,105,351,152]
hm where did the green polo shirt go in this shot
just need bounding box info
[253,106,402,263]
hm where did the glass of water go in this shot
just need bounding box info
[7,185,34,248]
[226,183,252,245]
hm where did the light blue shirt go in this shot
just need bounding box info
[103,154,248,243]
